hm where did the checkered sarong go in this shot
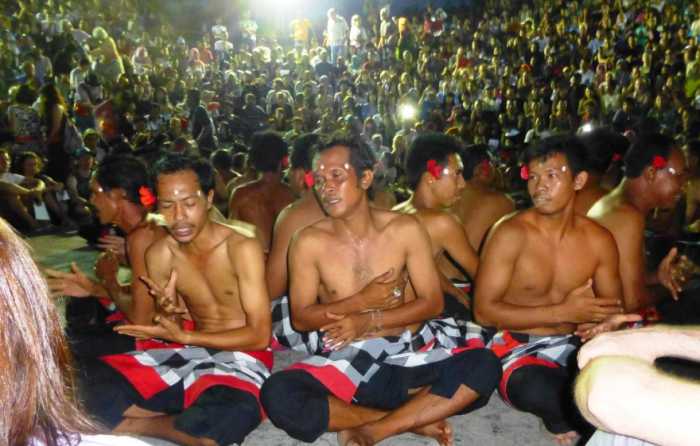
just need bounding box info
[272,296,483,403]
[100,346,272,409]
[462,322,579,405]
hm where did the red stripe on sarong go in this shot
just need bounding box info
[451,338,486,354]
[499,355,558,406]
[100,354,170,399]
[246,350,274,371]
[288,363,357,404]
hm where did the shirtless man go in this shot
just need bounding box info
[266,133,326,300]
[588,133,689,312]
[474,134,631,445]
[261,136,501,446]
[452,144,514,252]
[84,153,272,446]
[46,155,165,356]
[47,155,162,324]
[393,133,479,316]
[574,127,628,215]
[229,131,295,252]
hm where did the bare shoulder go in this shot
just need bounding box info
[145,233,175,261]
[417,207,462,232]
[575,215,618,249]
[484,210,529,246]
[373,207,423,234]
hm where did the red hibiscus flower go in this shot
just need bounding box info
[520,165,529,181]
[139,186,157,208]
[427,159,442,179]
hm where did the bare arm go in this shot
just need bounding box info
[576,353,700,446]
[612,213,654,311]
[184,237,271,350]
[371,218,444,329]
[101,229,157,325]
[265,206,294,300]
[591,226,622,302]
[437,212,479,278]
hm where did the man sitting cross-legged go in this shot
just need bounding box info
[82,153,272,446]
[261,135,501,446]
[393,132,479,320]
[473,134,638,445]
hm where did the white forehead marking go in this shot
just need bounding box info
[561,166,567,172]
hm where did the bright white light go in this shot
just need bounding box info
[580,123,594,133]
[399,104,417,121]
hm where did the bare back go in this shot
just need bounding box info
[455,187,515,251]
[229,179,295,251]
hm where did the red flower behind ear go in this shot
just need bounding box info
[427,159,442,179]
[520,165,529,180]
[281,154,290,169]
[304,171,315,188]
[612,153,623,162]
[480,159,491,176]
[651,155,667,169]
[139,186,156,208]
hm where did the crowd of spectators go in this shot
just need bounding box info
[1,0,700,235]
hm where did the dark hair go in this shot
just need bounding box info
[249,131,288,173]
[405,132,463,190]
[14,83,36,105]
[232,152,247,171]
[152,152,215,194]
[523,133,587,176]
[210,149,232,171]
[461,144,490,180]
[16,151,43,173]
[96,155,151,204]
[578,127,630,175]
[624,133,675,178]
[290,133,320,171]
[313,133,376,177]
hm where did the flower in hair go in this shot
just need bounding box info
[652,155,667,170]
[612,153,623,162]
[139,186,157,208]
[427,159,443,179]
[281,154,290,169]
[480,159,491,176]
[520,165,529,181]
[304,171,315,188]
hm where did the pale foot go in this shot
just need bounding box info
[413,419,453,446]
[552,431,578,446]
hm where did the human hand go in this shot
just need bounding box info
[321,312,371,351]
[658,247,687,300]
[560,279,623,323]
[140,271,187,315]
[574,313,643,342]
[45,262,97,298]
[114,315,187,343]
[360,268,407,310]
[95,250,120,283]
[97,234,127,260]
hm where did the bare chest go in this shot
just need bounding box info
[317,236,406,301]
[508,236,598,304]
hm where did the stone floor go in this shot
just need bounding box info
[29,233,555,446]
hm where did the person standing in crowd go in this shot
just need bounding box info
[326,8,349,66]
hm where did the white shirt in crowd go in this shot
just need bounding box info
[327,16,349,46]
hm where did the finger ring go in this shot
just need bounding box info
[392,287,402,298]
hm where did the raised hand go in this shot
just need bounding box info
[45,262,98,298]
[658,248,690,300]
[94,250,120,283]
[359,268,408,310]
[560,279,623,323]
[97,234,127,262]
[140,270,187,315]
